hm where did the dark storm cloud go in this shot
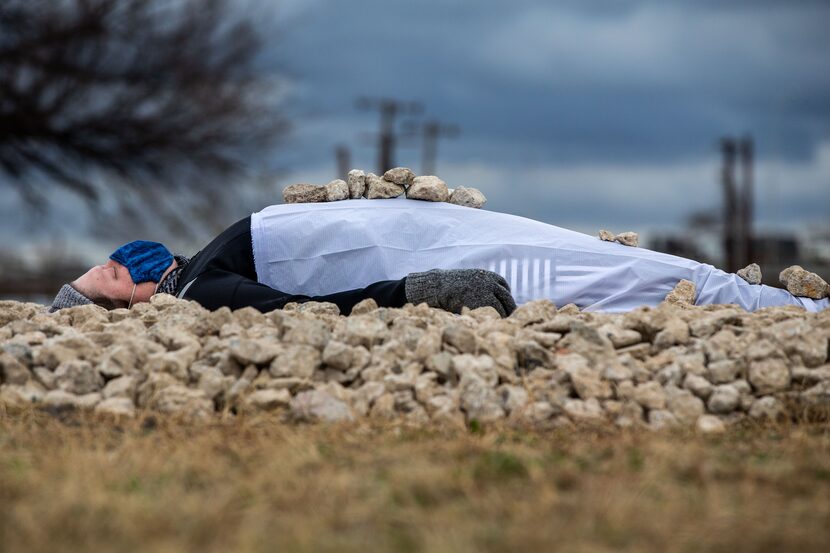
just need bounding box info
[271,0,830,168]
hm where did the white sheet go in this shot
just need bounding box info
[251,198,829,313]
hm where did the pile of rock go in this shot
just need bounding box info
[598,230,639,247]
[283,167,487,209]
[1,294,828,432]
[733,262,828,300]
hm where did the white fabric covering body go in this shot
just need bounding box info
[250,198,828,313]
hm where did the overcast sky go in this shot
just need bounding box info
[2,0,828,262]
[271,0,830,235]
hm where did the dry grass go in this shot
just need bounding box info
[1,409,829,553]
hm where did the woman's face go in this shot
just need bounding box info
[71,259,156,309]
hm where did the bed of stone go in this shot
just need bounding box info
[1,292,828,432]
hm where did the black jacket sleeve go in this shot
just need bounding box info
[181,268,409,314]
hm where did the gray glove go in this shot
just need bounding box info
[404,268,517,317]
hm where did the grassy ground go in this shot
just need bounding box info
[1,410,829,553]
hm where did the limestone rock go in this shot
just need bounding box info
[683,373,713,399]
[737,263,762,285]
[748,358,791,395]
[563,398,605,422]
[452,354,498,387]
[42,390,101,410]
[335,314,389,348]
[382,167,415,187]
[0,381,46,406]
[748,396,786,420]
[778,265,799,286]
[95,397,136,418]
[802,381,830,405]
[229,338,281,366]
[350,298,378,315]
[365,173,405,199]
[791,365,830,386]
[290,389,354,422]
[598,229,615,242]
[148,386,213,420]
[296,302,340,317]
[325,179,349,201]
[406,176,449,202]
[321,340,354,371]
[767,318,827,367]
[448,186,486,208]
[707,359,741,384]
[347,169,366,198]
[653,318,690,349]
[666,390,705,424]
[633,381,667,410]
[54,360,103,395]
[102,376,137,400]
[517,401,559,425]
[270,345,321,379]
[443,324,477,354]
[707,384,740,414]
[283,319,330,349]
[198,369,232,400]
[779,265,829,299]
[561,354,612,400]
[0,351,30,385]
[459,373,504,422]
[499,384,529,414]
[664,279,696,305]
[598,324,642,348]
[283,183,328,204]
[32,368,56,390]
[696,414,726,434]
[244,389,291,412]
[648,409,678,430]
[509,299,557,326]
[614,232,639,247]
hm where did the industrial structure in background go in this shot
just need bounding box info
[650,134,830,284]
[350,97,459,177]
[335,144,351,182]
[355,97,423,174]
[402,120,461,176]
[721,136,754,273]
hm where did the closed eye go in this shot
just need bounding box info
[113,266,117,279]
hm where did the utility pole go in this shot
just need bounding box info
[739,136,754,267]
[721,138,738,272]
[355,97,423,174]
[720,135,755,272]
[335,144,350,180]
[404,120,460,175]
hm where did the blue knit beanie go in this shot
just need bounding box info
[109,240,174,283]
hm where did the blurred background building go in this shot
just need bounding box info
[1,0,828,302]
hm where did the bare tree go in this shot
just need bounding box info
[0,0,288,233]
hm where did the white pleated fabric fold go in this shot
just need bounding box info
[250,198,828,313]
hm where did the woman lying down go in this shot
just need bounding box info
[49,197,830,315]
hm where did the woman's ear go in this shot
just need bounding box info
[131,281,158,305]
